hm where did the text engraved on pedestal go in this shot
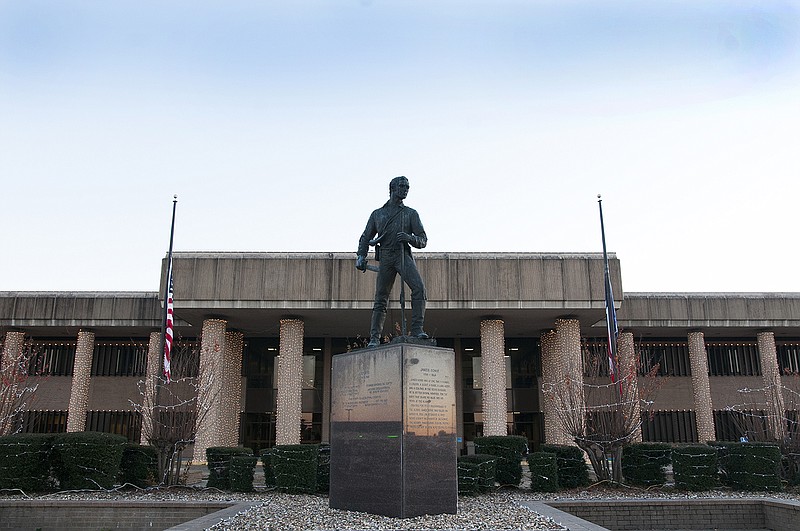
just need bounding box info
[406,365,454,436]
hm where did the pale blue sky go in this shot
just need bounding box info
[1,1,799,293]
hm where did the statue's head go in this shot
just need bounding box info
[389,176,409,196]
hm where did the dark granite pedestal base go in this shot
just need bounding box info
[329,344,457,518]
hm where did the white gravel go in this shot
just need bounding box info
[3,485,799,530]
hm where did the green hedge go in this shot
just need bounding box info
[230,455,258,492]
[262,448,275,487]
[119,444,158,488]
[706,441,737,486]
[206,447,254,490]
[52,432,127,490]
[528,452,558,492]
[540,444,589,488]
[474,436,528,487]
[622,443,672,486]
[725,443,782,491]
[316,444,330,493]
[272,444,319,494]
[457,454,497,495]
[0,433,55,492]
[672,445,718,491]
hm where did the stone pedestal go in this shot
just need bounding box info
[330,344,457,518]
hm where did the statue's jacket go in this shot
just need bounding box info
[357,201,427,260]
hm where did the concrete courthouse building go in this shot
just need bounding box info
[2,252,800,459]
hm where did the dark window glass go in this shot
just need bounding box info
[713,409,767,441]
[29,342,76,376]
[641,410,697,443]
[20,410,68,434]
[85,410,142,442]
[92,341,149,377]
[777,342,800,374]
[706,342,760,376]
[639,341,691,377]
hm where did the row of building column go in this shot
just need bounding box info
[1,322,789,452]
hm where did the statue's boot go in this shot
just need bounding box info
[410,300,429,339]
[368,311,385,347]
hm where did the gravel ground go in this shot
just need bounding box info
[3,485,800,530]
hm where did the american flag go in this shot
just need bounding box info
[163,271,174,384]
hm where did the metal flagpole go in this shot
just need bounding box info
[157,195,178,386]
[598,195,620,394]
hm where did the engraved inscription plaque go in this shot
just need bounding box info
[330,344,457,518]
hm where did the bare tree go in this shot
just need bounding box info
[0,337,41,436]
[131,340,217,485]
[544,339,662,483]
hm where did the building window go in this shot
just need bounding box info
[777,342,800,374]
[29,342,76,376]
[20,410,68,434]
[92,341,148,377]
[638,341,691,377]
[85,410,142,442]
[706,342,761,376]
[641,410,697,443]
[714,409,767,442]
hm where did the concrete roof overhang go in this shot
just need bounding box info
[162,252,621,338]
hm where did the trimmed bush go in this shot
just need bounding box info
[706,441,737,486]
[528,452,558,492]
[0,433,55,492]
[540,444,590,488]
[51,432,127,490]
[206,447,254,490]
[474,436,528,487]
[317,443,330,493]
[120,444,158,488]
[457,454,497,495]
[230,455,258,492]
[622,443,672,486]
[272,444,319,493]
[672,445,718,491]
[262,448,275,487]
[726,443,782,492]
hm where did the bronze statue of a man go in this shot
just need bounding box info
[356,176,428,347]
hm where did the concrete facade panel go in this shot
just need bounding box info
[542,259,565,300]
[647,377,695,410]
[710,375,765,407]
[562,259,591,301]
[28,376,72,410]
[417,257,448,301]
[519,258,545,300]
[89,377,141,410]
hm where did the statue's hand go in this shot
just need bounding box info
[397,232,413,243]
[356,255,368,271]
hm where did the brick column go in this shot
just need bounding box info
[757,331,785,441]
[67,329,95,432]
[480,318,507,436]
[540,329,571,445]
[276,318,304,445]
[618,331,642,442]
[193,319,227,462]
[1,331,26,435]
[688,331,715,442]
[219,331,244,447]
[555,318,585,439]
[140,331,162,444]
